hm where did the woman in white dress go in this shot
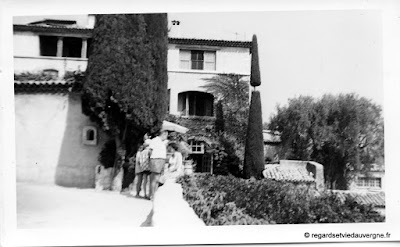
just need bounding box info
[159,142,184,184]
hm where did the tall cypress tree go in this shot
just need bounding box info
[82,14,168,184]
[215,100,225,134]
[243,34,264,179]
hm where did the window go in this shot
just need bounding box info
[201,154,212,173]
[356,177,381,188]
[39,35,84,58]
[62,37,82,58]
[179,50,216,71]
[40,36,58,56]
[189,140,204,154]
[178,91,214,117]
[82,126,97,145]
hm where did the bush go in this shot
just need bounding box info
[178,175,271,225]
[177,174,385,225]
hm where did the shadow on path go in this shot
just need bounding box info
[140,209,153,227]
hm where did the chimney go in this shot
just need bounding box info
[87,14,96,28]
[169,20,181,38]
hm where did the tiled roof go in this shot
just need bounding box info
[14,80,72,86]
[263,164,315,183]
[169,37,252,48]
[14,24,92,35]
[29,19,77,26]
[13,25,252,48]
[330,190,385,207]
[14,80,74,93]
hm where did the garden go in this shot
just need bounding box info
[177,174,385,225]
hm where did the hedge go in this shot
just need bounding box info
[177,174,384,225]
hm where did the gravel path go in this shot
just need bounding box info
[17,183,152,229]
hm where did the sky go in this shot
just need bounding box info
[168,11,383,123]
[14,10,383,122]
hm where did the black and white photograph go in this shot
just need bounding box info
[1,0,400,246]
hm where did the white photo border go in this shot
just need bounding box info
[1,0,399,246]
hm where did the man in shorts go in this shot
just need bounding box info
[148,130,169,200]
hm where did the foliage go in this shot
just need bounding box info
[215,100,224,133]
[64,70,86,92]
[177,174,385,225]
[200,73,249,178]
[250,34,261,87]
[14,72,55,81]
[82,14,169,159]
[99,139,116,169]
[243,91,264,179]
[201,73,249,145]
[268,93,384,189]
[177,175,271,225]
[215,133,243,177]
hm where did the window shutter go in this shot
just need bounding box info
[204,51,216,70]
[179,50,191,69]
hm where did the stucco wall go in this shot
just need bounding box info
[14,57,88,78]
[167,44,251,74]
[15,93,108,188]
[14,32,40,57]
[13,32,88,77]
[168,72,250,115]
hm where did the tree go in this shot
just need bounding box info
[201,73,249,144]
[268,93,384,189]
[215,100,225,133]
[243,91,265,178]
[243,34,265,179]
[82,14,168,187]
[250,35,261,87]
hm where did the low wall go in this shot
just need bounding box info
[151,180,205,227]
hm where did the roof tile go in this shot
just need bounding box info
[263,165,315,183]
[330,190,385,207]
[14,24,252,48]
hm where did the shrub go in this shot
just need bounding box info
[177,174,385,225]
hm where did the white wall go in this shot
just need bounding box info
[15,93,107,188]
[167,44,251,115]
[14,56,88,77]
[13,32,40,57]
[167,44,251,75]
[13,32,88,77]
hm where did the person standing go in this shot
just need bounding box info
[148,130,169,200]
[134,138,152,199]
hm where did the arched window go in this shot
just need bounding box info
[87,129,95,141]
[178,91,214,117]
[82,126,97,145]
